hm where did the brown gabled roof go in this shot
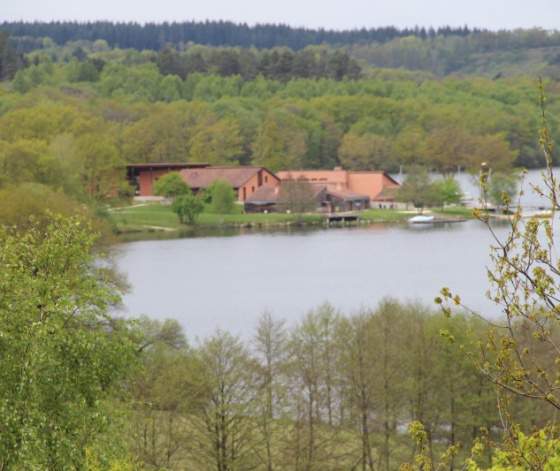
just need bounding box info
[245,185,280,204]
[247,183,327,205]
[180,166,276,189]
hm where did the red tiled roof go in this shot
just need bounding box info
[180,167,267,189]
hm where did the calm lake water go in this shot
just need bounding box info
[116,169,555,340]
[116,221,514,339]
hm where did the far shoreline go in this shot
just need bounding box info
[110,204,475,242]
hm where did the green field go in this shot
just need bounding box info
[360,208,416,222]
[109,203,473,238]
[110,203,324,233]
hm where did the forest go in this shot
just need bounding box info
[0,21,483,51]
[4,22,560,78]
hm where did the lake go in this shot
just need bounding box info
[116,169,554,340]
[116,220,515,340]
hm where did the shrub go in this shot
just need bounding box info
[154,172,190,199]
[172,192,204,224]
[208,180,236,214]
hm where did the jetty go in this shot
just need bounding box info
[325,212,360,225]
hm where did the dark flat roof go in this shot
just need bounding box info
[126,163,209,169]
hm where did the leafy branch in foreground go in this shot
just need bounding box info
[434,79,560,468]
[0,215,136,468]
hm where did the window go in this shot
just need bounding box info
[265,176,268,183]
[252,186,255,193]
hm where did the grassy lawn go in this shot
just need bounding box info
[360,208,415,222]
[110,204,183,230]
[433,206,475,218]
[109,203,475,236]
[110,203,323,232]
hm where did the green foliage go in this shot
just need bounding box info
[153,172,190,199]
[207,179,236,214]
[434,87,560,470]
[431,177,463,206]
[171,192,204,224]
[397,166,434,209]
[0,215,136,469]
[487,171,519,207]
[123,300,508,469]
[489,429,560,470]
[0,32,23,80]
[398,170,464,209]
[0,183,97,231]
[66,58,101,82]
[0,52,554,178]
[339,132,393,171]
[7,22,560,81]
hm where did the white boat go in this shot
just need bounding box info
[408,215,435,224]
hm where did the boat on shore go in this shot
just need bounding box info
[408,215,435,224]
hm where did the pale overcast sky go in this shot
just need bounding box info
[3,0,559,30]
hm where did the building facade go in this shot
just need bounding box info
[127,163,208,197]
[127,164,279,202]
[180,166,279,202]
[276,168,400,207]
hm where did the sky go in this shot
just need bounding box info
[3,0,560,30]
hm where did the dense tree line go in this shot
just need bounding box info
[3,48,557,198]
[350,30,560,76]
[127,302,554,470]
[2,21,478,51]
[4,22,560,78]
[155,45,362,81]
[0,32,24,79]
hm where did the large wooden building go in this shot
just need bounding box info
[127,163,279,202]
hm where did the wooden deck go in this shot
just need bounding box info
[325,212,360,224]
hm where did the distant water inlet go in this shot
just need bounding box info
[395,168,558,210]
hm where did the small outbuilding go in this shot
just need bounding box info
[324,189,370,212]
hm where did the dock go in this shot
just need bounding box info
[325,212,360,225]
